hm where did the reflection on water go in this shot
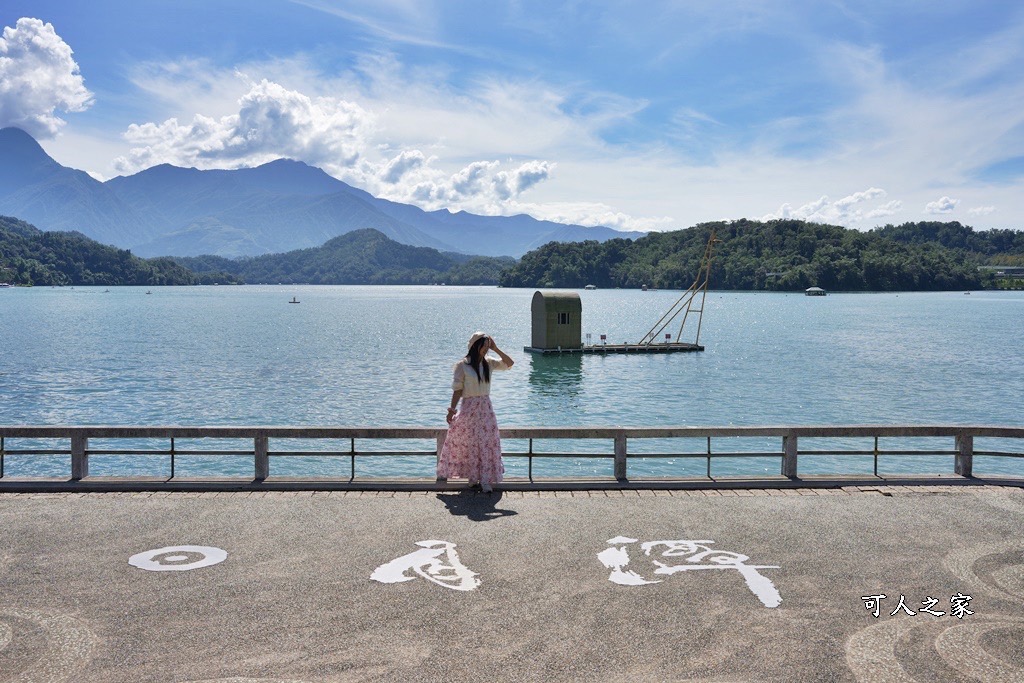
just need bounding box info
[525,353,586,425]
[527,353,583,397]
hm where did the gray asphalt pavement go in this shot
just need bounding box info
[2,486,1023,682]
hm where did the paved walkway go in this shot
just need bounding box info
[2,485,1023,682]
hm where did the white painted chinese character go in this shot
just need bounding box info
[597,536,661,586]
[371,540,480,591]
[889,594,916,616]
[862,594,886,618]
[950,592,974,619]
[920,596,945,617]
[599,536,782,608]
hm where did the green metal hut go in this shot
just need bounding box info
[530,290,582,350]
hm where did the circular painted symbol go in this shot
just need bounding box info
[129,545,227,572]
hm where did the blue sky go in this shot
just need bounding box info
[3,0,1023,231]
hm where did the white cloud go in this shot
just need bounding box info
[380,149,427,183]
[128,58,251,120]
[114,79,374,173]
[924,196,959,214]
[494,161,553,200]
[404,160,495,204]
[834,187,886,210]
[0,17,93,138]
[397,159,556,210]
[291,0,467,54]
[968,205,996,216]
[866,200,902,219]
[515,200,671,232]
[761,187,897,224]
[450,160,498,196]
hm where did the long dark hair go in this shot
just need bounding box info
[466,337,490,384]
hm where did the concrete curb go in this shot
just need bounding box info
[1,473,1022,493]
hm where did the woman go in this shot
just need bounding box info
[438,331,514,492]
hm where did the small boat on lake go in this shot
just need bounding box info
[289,297,300,304]
[805,287,827,296]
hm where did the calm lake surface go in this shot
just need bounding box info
[1,286,1022,479]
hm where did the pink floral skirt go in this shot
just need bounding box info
[437,396,504,484]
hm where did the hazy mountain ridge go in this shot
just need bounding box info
[0,128,147,246]
[0,127,638,259]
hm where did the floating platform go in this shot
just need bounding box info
[525,343,703,355]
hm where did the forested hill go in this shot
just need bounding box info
[0,215,239,286]
[498,219,1024,291]
[875,221,1024,265]
[175,228,515,285]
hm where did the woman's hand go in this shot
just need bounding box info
[446,407,457,424]
[489,338,514,368]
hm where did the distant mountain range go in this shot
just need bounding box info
[0,127,639,258]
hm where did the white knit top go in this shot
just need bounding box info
[451,357,510,397]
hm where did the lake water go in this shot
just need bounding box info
[1,286,1022,479]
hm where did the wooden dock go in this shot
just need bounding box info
[524,343,703,355]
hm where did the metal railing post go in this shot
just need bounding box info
[614,432,628,480]
[528,438,534,482]
[873,436,880,477]
[71,432,89,480]
[254,434,269,481]
[782,433,798,479]
[955,433,974,478]
[706,436,712,478]
[349,438,356,482]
